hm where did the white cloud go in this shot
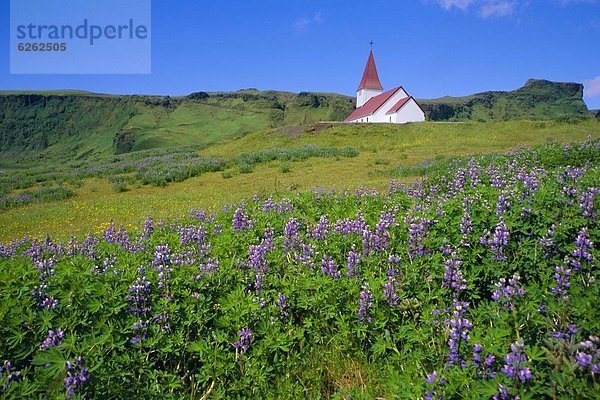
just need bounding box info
[294,17,310,32]
[293,12,324,33]
[558,0,597,5]
[584,76,600,98]
[430,0,515,17]
[479,1,515,17]
[436,0,476,9]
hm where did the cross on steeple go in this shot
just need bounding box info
[369,40,374,50]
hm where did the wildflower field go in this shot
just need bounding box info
[0,137,599,398]
[2,120,599,242]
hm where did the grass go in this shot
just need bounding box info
[1,119,599,242]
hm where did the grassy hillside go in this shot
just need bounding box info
[1,119,599,241]
[420,79,588,121]
[0,90,354,165]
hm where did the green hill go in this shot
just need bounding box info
[0,90,354,164]
[419,79,589,121]
[0,79,591,165]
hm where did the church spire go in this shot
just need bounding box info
[357,50,383,91]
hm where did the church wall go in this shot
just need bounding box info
[368,88,409,122]
[393,99,426,123]
[356,88,383,108]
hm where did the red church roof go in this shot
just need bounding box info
[344,87,401,121]
[385,96,413,115]
[357,51,383,91]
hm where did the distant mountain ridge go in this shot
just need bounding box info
[0,79,590,162]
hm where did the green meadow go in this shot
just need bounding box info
[1,119,599,242]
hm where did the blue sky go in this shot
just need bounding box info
[1,0,600,108]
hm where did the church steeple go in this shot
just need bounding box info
[357,50,383,91]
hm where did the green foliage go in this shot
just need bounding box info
[0,186,74,211]
[280,163,291,173]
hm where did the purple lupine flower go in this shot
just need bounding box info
[424,370,445,400]
[1,360,22,391]
[480,217,510,262]
[66,237,80,256]
[460,197,474,246]
[472,344,497,379]
[277,293,289,319]
[321,255,341,278]
[153,311,171,332]
[446,299,472,366]
[439,240,453,255]
[294,243,316,269]
[127,277,151,312]
[575,336,600,374]
[310,215,330,240]
[334,213,366,236]
[32,258,59,310]
[551,264,572,299]
[105,224,138,252]
[558,166,588,206]
[172,250,198,267]
[551,324,578,341]
[244,227,274,295]
[178,225,207,246]
[36,257,56,281]
[405,215,431,260]
[491,273,526,311]
[575,352,593,367]
[232,207,253,232]
[579,188,598,218]
[570,227,593,270]
[346,247,361,278]
[40,328,64,350]
[358,284,374,323]
[353,187,378,197]
[142,216,154,239]
[539,224,557,258]
[92,255,117,275]
[275,199,294,214]
[153,245,171,265]
[81,234,99,259]
[196,257,219,280]
[153,245,173,300]
[442,254,466,296]
[383,266,399,307]
[501,339,532,382]
[364,210,397,253]
[190,208,215,223]
[283,218,301,253]
[127,276,152,343]
[64,357,89,399]
[262,197,276,212]
[492,384,518,400]
[467,158,481,187]
[233,327,253,354]
[496,191,512,216]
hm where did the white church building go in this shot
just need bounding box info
[345,50,425,124]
